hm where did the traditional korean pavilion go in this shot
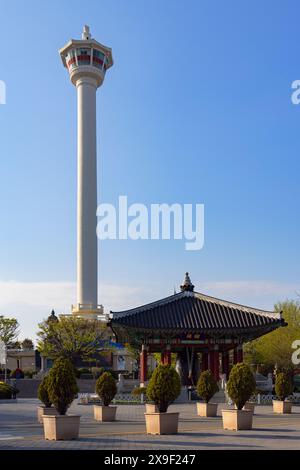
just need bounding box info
[110,273,286,385]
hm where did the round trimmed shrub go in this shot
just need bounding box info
[275,372,293,401]
[196,370,219,403]
[0,381,14,399]
[95,372,117,406]
[147,364,181,413]
[37,375,52,408]
[0,381,18,399]
[47,358,78,415]
[227,363,256,410]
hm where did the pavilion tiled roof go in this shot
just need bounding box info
[110,290,285,338]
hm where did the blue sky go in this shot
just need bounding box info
[0,0,300,341]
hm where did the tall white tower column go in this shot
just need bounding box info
[77,76,97,308]
[59,26,113,318]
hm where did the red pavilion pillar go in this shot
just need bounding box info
[222,351,230,379]
[140,344,148,385]
[233,347,238,364]
[209,346,219,381]
[237,345,243,363]
[163,345,171,365]
[202,352,209,371]
[213,346,219,382]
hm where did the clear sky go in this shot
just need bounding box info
[0,0,300,342]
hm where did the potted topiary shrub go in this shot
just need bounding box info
[196,370,219,417]
[94,371,117,422]
[273,372,293,414]
[0,381,19,401]
[37,375,58,423]
[145,364,181,435]
[222,363,256,430]
[132,386,159,412]
[42,358,79,440]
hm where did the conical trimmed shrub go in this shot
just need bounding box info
[275,372,293,401]
[47,358,78,415]
[227,363,256,410]
[196,370,219,403]
[95,372,117,406]
[37,375,52,408]
[147,364,181,413]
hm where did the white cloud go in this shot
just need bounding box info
[0,279,298,343]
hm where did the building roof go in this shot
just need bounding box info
[110,289,285,339]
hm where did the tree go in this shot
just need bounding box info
[6,340,21,350]
[47,358,78,415]
[244,300,300,371]
[0,316,19,346]
[37,316,108,363]
[21,338,34,350]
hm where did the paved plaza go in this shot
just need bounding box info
[0,399,299,450]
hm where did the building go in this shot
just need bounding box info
[59,26,113,320]
[110,273,286,385]
[6,349,36,372]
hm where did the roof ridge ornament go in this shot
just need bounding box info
[82,25,91,40]
[180,272,194,292]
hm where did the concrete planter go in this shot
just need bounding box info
[37,405,58,424]
[222,409,253,430]
[243,402,255,414]
[145,412,179,435]
[94,405,117,422]
[197,402,218,417]
[145,403,159,413]
[273,400,292,414]
[43,415,80,440]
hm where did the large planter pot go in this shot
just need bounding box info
[43,415,80,440]
[145,404,159,413]
[222,409,253,431]
[94,405,117,422]
[37,405,58,424]
[197,402,218,417]
[273,400,292,414]
[242,402,255,414]
[145,412,179,435]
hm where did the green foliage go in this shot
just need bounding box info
[37,375,52,407]
[47,358,78,415]
[0,381,18,399]
[95,372,117,406]
[275,372,293,401]
[74,367,91,378]
[244,300,300,370]
[196,370,219,403]
[107,369,119,380]
[91,367,105,379]
[147,364,181,413]
[24,370,34,379]
[21,338,34,350]
[37,316,107,363]
[0,316,19,345]
[227,363,256,410]
[10,369,24,379]
[7,341,21,349]
[131,387,147,396]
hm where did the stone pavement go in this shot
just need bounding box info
[0,399,299,450]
